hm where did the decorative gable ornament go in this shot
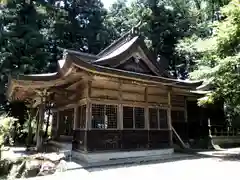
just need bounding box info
[131,27,140,36]
[63,49,68,60]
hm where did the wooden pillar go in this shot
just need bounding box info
[184,97,188,123]
[86,80,92,130]
[84,80,92,151]
[73,105,78,130]
[167,90,173,147]
[56,110,60,137]
[86,102,92,130]
[144,87,149,130]
[184,96,189,139]
[27,107,35,146]
[36,96,45,151]
[118,105,123,130]
[118,80,123,130]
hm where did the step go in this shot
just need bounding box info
[69,153,196,170]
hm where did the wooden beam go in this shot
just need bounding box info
[66,78,85,90]
[54,98,87,110]
[92,74,167,89]
[90,98,147,107]
[50,87,75,95]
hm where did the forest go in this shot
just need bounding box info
[0,0,240,116]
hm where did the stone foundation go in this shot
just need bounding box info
[72,148,174,163]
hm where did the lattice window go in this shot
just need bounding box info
[92,104,105,129]
[149,108,158,129]
[78,105,86,129]
[159,109,168,129]
[123,106,133,128]
[135,107,145,129]
[171,110,185,122]
[106,105,117,128]
[92,104,117,129]
[123,106,145,129]
[149,108,168,129]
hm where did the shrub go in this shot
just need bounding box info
[0,114,19,146]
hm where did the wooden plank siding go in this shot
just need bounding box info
[52,76,194,152]
[86,130,170,151]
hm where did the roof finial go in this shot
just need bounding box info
[131,21,142,36]
[63,49,68,60]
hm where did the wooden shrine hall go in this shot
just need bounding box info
[7,26,215,162]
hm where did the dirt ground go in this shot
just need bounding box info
[3,147,240,180]
[28,156,239,180]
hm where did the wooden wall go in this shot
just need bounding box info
[53,76,207,149]
[86,130,171,151]
[90,78,171,106]
[53,77,189,110]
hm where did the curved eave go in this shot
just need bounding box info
[7,58,74,100]
[94,36,139,64]
[70,54,203,89]
[97,30,131,57]
[7,53,204,101]
[190,90,212,95]
[93,37,162,76]
[58,47,99,62]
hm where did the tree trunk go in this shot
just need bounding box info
[44,105,51,138]
[27,110,33,147]
[36,99,45,152]
[27,108,38,147]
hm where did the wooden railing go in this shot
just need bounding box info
[208,119,240,137]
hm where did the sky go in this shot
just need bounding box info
[102,0,131,9]
[102,0,114,9]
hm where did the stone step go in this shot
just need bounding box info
[68,153,196,170]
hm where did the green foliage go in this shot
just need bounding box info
[0,0,51,110]
[0,0,112,110]
[0,114,19,146]
[0,0,235,112]
[187,0,240,110]
[107,0,202,78]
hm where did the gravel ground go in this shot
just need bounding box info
[30,156,240,180]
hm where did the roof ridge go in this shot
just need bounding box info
[58,47,98,59]
[97,21,143,57]
[97,31,131,57]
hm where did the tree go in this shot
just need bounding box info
[45,0,110,56]
[107,0,206,78]
[0,0,51,110]
[189,0,240,113]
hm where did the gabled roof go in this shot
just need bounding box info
[7,51,204,101]
[58,47,98,63]
[56,24,170,77]
[7,24,206,101]
[94,27,168,76]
